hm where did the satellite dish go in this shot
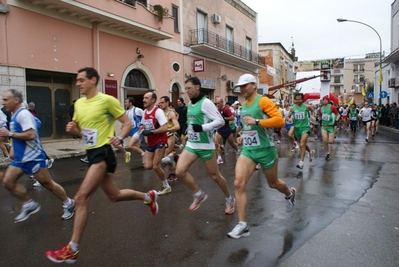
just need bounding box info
[220,75,227,82]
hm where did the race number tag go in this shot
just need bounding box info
[363,113,371,120]
[81,128,98,147]
[242,130,260,147]
[295,112,305,120]
[187,128,200,141]
[142,119,154,130]
[321,114,330,121]
[350,116,357,121]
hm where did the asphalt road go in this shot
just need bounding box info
[0,127,398,267]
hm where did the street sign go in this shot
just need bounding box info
[366,92,374,98]
[380,91,388,98]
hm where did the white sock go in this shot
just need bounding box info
[63,198,72,207]
[141,152,145,157]
[162,180,169,187]
[225,195,232,202]
[144,194,150,203]
[193,189,203,198]
[69,241,79,252]
[217,156,222,160]
[238,221,247,227]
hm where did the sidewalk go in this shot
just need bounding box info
[0,139,86,169]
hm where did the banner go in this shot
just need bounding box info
[296,58,344,72]
[361,84,366,96]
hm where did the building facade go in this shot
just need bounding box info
[258,42,296,102]
[182,0,264,104]
[382,0,399,105]
[0,0,263,140]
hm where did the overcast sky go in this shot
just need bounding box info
[242,0,393,92]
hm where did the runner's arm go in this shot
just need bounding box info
[168,111,180,132]
[201,99,224,131]
[258,97,285,128]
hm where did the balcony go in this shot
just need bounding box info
[17,0,174,41]
[189,28,266,71]
[353,68,365,72]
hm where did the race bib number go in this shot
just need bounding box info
[350,116,357,121]
[187,128,200,141]
[321,114,330,121]
[242,130,260,147]
[294,112,305,120]
[142,119,154,130]
[81,128,98,147]
[363,114,371,120]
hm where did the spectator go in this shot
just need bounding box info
[395,103,399,129]
[389,103,396,128]
[28,102,38,117]
[384,103,391,126]
[380,104,386,126]
[175,97,187,148]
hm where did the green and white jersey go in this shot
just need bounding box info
[186,96,224,150]
[321,104,336,125]
[292,103,310,128]
[349,109,359,121]
[240,95,274,150]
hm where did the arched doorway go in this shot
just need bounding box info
[123,69,151,109]
[171,83,180,106]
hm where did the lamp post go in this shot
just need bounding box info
[337,18,382,105]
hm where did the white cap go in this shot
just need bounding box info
[233,101,240,106]
[234,74,256,88]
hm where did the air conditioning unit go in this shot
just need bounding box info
[388,78,395,88]
[226,80,235,90]
[211,14,221,24]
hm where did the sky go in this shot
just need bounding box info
[242,0,393,93]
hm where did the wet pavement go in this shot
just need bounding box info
[0,127,398,267]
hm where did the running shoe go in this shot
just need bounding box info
[227,222,250,239]
[46,158,54,169]
[309,150,315,162]
[158,185,172,196]
[188,191,208,211]
[296,161,303,169]
[46,244,79,264]
[277,140,280,144]
[255,163,261,170]
[325,153,331,161]
[62,200,75,220]
[365,138,369,143]
[80,157,89,164]
[33,180,42,187]
[225,196,236,215]
[217,158,224,165]
[144,190,159,215]
[14,201,41,223]
[285,188,296,212]
[167,173,177,182]
[124,152,131,163]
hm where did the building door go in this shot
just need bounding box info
[171,83,180,106]
[123,69,151,109]
[197,11,207,44]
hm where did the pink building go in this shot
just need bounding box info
[0,0,264,140]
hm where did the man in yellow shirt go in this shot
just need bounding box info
[46,67,159,264]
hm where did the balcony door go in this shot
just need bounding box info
[197,11,207,43]
[226,26,233,53]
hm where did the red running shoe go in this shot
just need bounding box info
[46,244,78,263]
[144,190,159,215]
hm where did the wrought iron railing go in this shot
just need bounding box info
[115,0,171,18]
[189,28,265,66]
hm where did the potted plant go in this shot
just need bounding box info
[153,4,164,22]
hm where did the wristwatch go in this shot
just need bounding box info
[255,119,260,125]
[8,132,13,137]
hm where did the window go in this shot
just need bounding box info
[226,26,233,53]
[136,0,147,6]
[246,37,252,60]
[353,63,365,71]
[172,5,179,32]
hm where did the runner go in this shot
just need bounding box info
[359,101,374,142]
[214,98,239,164]
[349,103,360,136]
[0,89,75,223]
[227,74,296,239]
[282,100,298,151]
[125,97,145,164]
[140,92,171,196]
[175,76,235,214]
[286,93,315,169]
[45,67,158,263]
[319,95,340,160]
[158,96,180,182]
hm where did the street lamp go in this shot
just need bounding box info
[337,18,382,105]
